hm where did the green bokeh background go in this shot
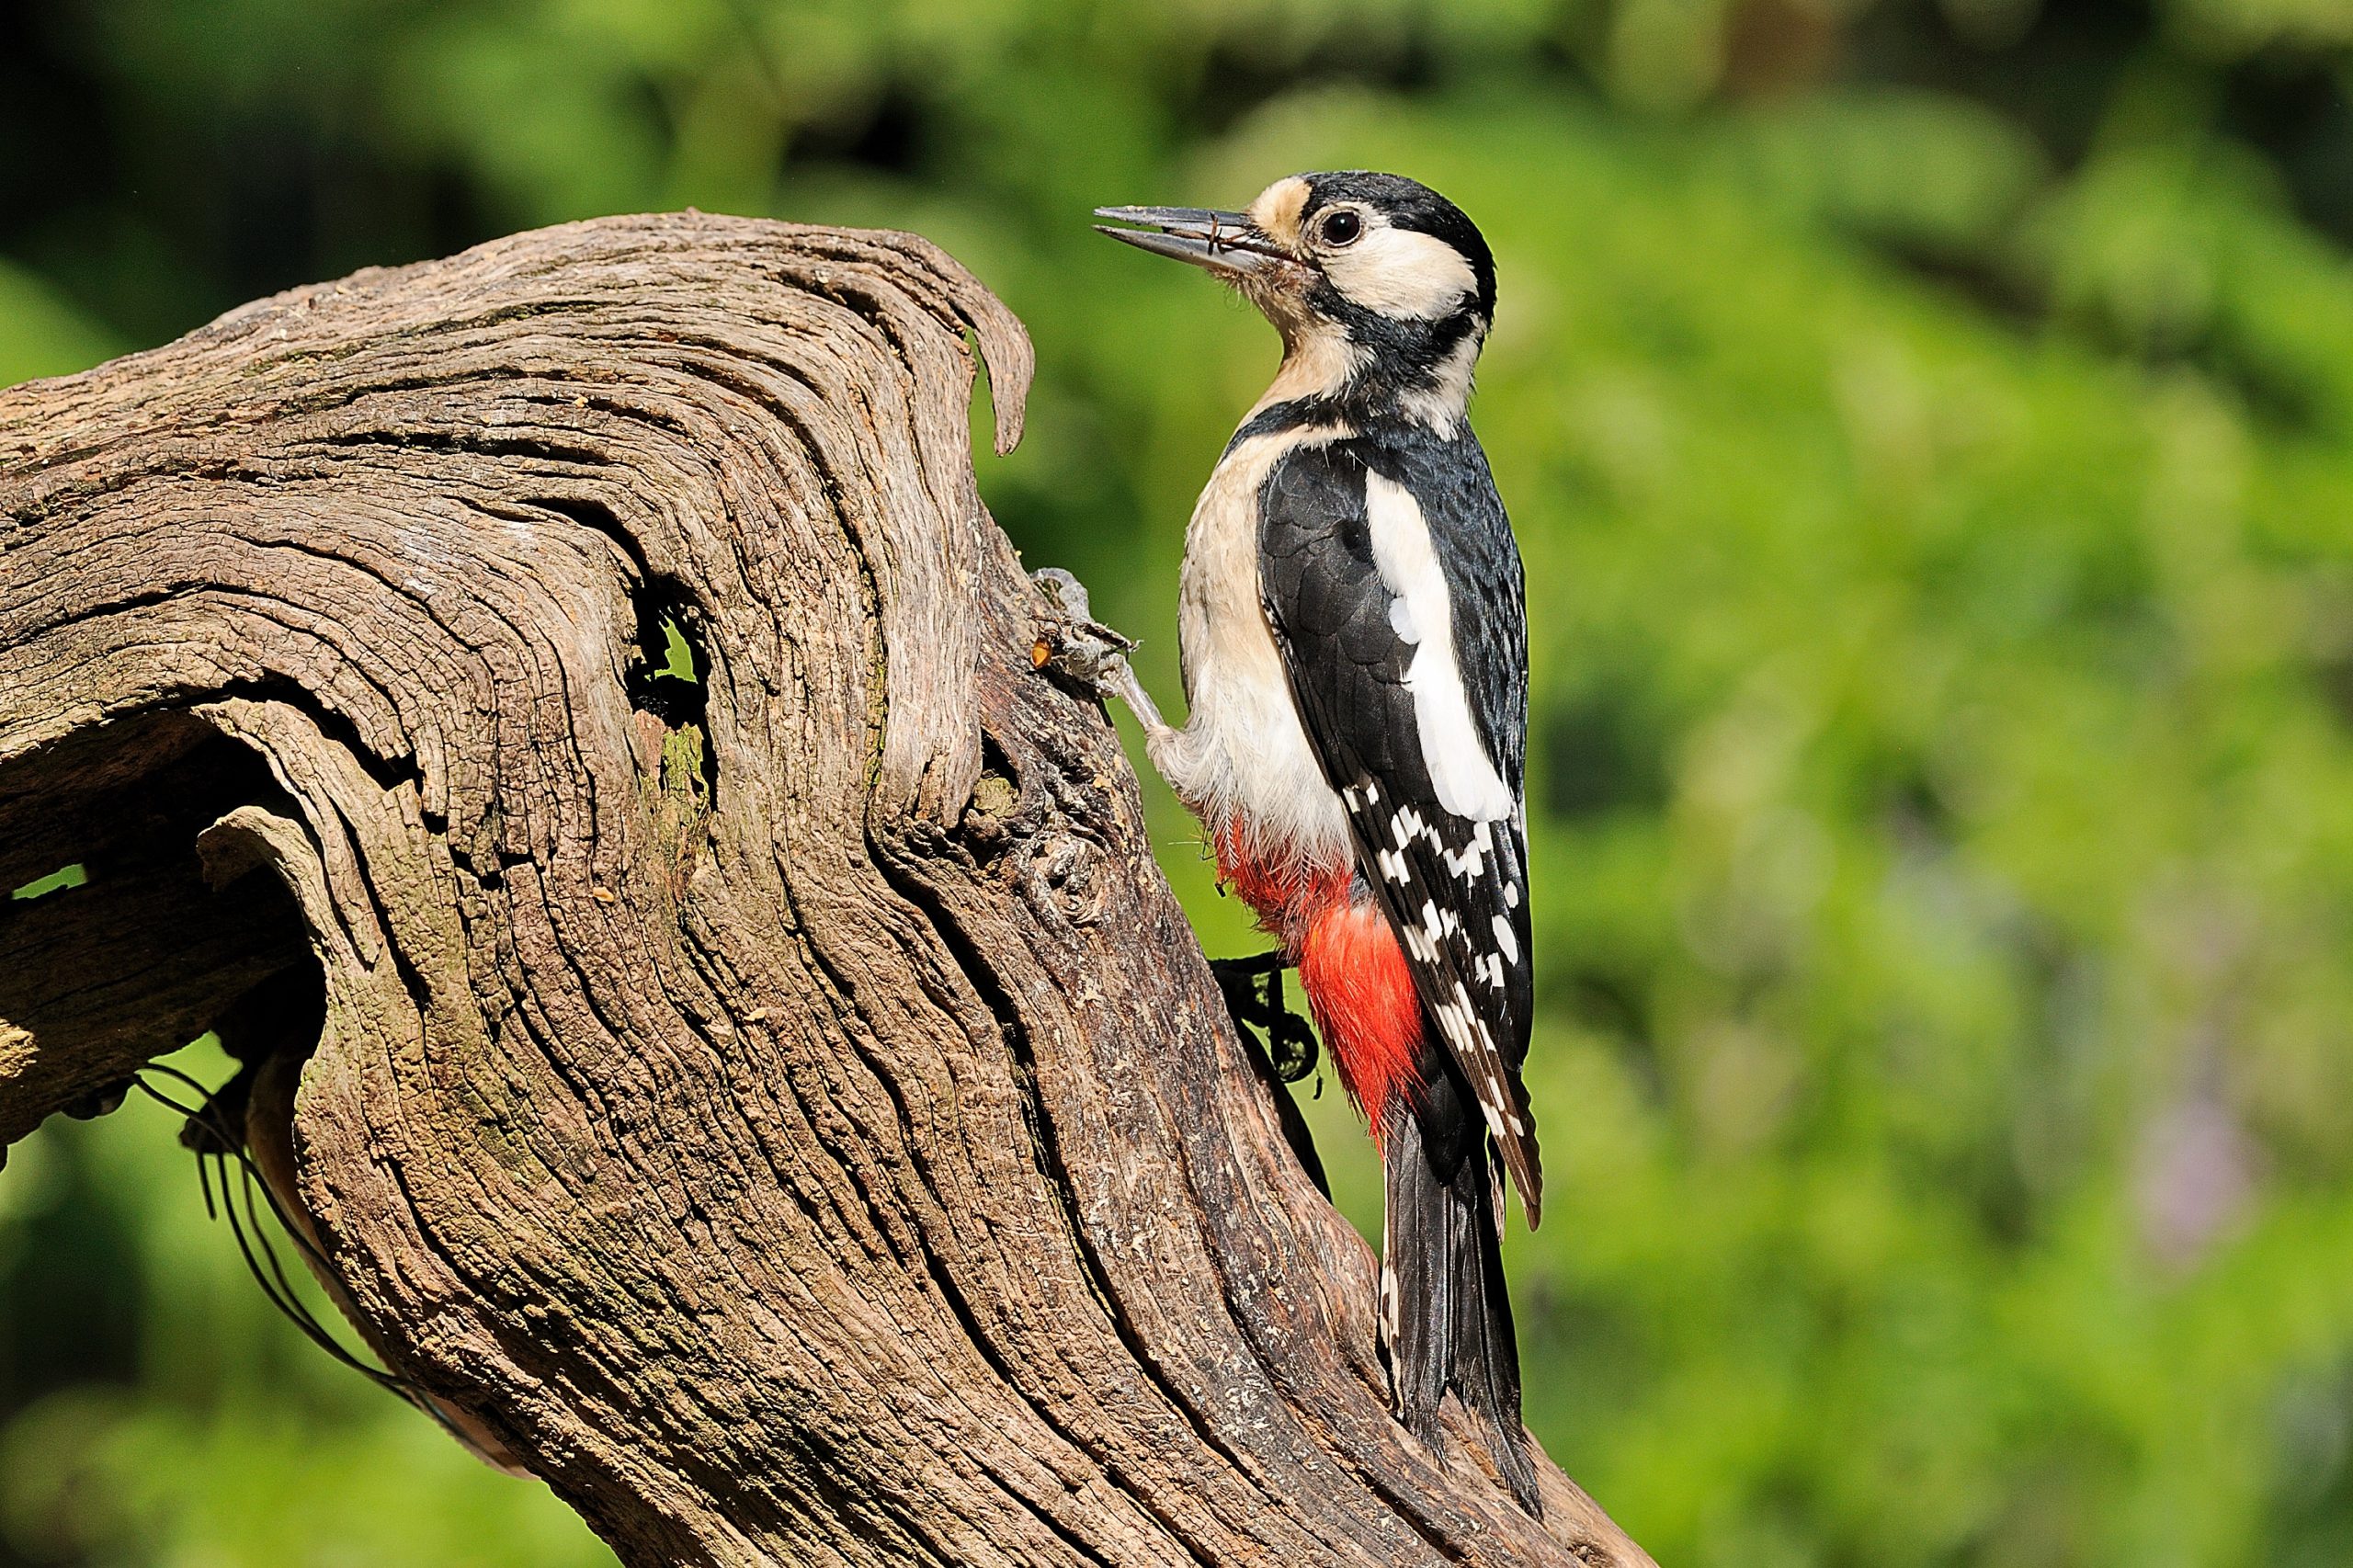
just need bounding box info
[7,2,2353,1563]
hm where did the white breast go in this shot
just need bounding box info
[1154,429,1352,873]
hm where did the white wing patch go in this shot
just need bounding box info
[1492,914,1519,963]
[1364,472,1514,823]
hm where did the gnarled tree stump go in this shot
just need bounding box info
[0,214,1651,1567]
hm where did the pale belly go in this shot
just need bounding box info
[1156,431,1352,876]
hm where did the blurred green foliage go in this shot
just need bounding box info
[6,1,2353,1563]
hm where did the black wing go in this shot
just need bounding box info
[1256,433,1540,1224]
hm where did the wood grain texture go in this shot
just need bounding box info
[0,213,1652,1567]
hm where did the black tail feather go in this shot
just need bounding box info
[1382,1112,1540,1515]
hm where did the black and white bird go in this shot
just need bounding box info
[1048,171,1542,1510]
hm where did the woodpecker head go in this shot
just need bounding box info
[1097,171,1496,430]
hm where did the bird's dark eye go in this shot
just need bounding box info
[1320,210,1362,246]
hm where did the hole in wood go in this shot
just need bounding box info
[9,862,87,902]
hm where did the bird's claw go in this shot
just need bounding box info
[1211,953,1320,1084]
[1212,952,1329,1198]
[1029,567,1139,692]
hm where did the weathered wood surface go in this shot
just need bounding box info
[0,213,1652,1567]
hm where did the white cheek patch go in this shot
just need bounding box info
[1324,224,1477,320]
[1363,472,1514,823]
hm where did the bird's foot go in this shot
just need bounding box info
[1212,951,1329,1198]
[1029,567,1176,739]
[1211,951,1319,1085]
[1029,567,1138,691]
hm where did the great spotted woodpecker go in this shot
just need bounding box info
[1041,171,1541,1511]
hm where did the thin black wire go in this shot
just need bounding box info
[129,1066,427,1407]
[231,1151,311,1322]
[194,1133,220,1221]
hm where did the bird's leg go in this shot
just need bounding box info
[1210,952,1319,1085]
[1029,572,1327,1187]
[1211,952,1283,1047]
[1262,965,1321,1085]
[1211,951,1329,1197]
[1029,567,1177,753]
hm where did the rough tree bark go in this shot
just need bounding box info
[0,214,1654,1567]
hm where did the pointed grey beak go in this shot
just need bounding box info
[1093,205,1287,278]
